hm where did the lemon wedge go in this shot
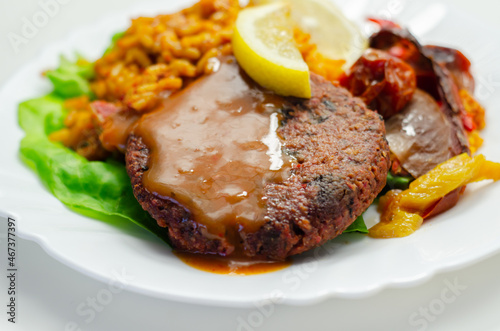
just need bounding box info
[256,0,367,69]
[232,3,311,98]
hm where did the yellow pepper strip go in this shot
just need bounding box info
[370,153,500,238]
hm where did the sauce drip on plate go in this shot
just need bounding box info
[175,251,291,275]
[133,56,294,238]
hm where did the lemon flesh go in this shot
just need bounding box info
[232,3,311,99]
[256,0,367,69]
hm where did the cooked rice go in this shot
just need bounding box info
[92,0,240,112]
[49,96,110,160]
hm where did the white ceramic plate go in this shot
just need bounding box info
[1,0,500,308]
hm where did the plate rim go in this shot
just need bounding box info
[2,0,500,308]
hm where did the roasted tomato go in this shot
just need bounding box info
[340,49,416,119]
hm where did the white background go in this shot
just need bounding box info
[2,0,500,330]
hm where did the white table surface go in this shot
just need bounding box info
[2,0,500,330]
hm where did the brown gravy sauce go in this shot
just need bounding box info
[134,56,294,239]
[101,110,141,153]
[175,251,291,275]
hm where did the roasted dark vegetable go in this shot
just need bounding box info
[385,89,457,178]
[369,23,470,158]
[423,45,475,93]
[339,49,416,118]
[423,46,477,132]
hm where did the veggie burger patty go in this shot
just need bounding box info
[126,72,390,260]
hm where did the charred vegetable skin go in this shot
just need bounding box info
[385,89,458,178]
[368,22,471,155]
[339,49,416,119]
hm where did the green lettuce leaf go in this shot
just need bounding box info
[343,215,368,234]
[18,94,169,243]
[45,55,95,99]
[104,31,126,55]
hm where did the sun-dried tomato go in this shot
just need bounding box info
[340,49,416,118]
